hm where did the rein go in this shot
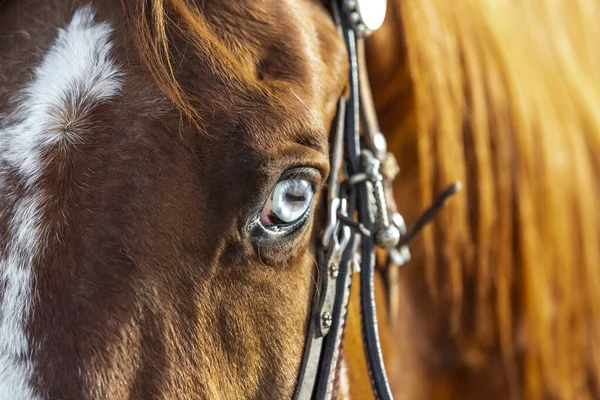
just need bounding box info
[293,1,460,398]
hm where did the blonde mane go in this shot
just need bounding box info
[370,0,600,397]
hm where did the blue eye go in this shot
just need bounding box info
[260,179,314,225]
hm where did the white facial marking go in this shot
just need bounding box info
[0,5,122,398]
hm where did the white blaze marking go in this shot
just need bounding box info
[0,5,121,398]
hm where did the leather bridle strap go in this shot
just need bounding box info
[293,1,460,399]
[293,1,392,399]
[342,13,394,399]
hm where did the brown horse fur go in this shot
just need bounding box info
[0,0,351,398]
[365,0,600,398]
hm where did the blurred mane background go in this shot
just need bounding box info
[367,0,600,398]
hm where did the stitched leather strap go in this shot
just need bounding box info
[292,2,393,398]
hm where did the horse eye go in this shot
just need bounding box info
[260,179,314,226]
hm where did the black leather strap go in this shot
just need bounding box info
[293,96,352,400]
[342,18,393,399]
[292,1,395,399]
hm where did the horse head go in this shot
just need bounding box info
[0,0,354,397]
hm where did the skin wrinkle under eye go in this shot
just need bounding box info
[0,5,122,398]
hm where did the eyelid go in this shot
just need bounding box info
[277,167,322,188]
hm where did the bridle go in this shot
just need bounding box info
[293,1,460,398]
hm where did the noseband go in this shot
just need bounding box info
[293,1,459,398]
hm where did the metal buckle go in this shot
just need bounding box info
[317,198,351,338]
[360,149,401,251]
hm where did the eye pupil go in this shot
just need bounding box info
[285,193,306,202]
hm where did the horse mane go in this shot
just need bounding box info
[370,0,600,397]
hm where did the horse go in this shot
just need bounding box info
[1,0,599,399]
